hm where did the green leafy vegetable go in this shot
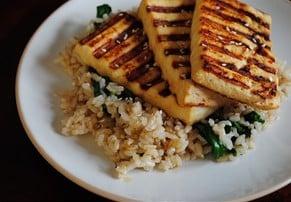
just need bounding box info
[195,123,228,159]
[103,88,112,96]
[194,108,262,159]
[92,80,102,97]
[244,111,265,124]
[89,67,103,97]
[89,67,134,99]
[96,4,112,18]
[92,80,112,97]
[224,125,232,134]
[90,69,111,96]
[103,76,111,83]
[231,121,251,137]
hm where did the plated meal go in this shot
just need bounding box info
[58,0,290,178]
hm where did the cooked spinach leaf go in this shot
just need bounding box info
[231,121,251,137]
[96,4,112,18]
[195,123,228,159]
[244,111,265,124]
[224,125,232,134]
[92,80,102,97]
[103,76,111,83]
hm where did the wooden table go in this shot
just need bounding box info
[2,0,290,201]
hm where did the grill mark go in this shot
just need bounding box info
[203,61,250,89]
[122,49,154,73]
[199,17,274,63]
[81,12,133,45]
[252,82,277,99]
[255,45,275,63]
[158,34,190,42]
[202,55,272,83]
[102,30,146,60]
[216,0,270,29]
[172,61,191,69]
[201,6,270,41]
[236,66,261,82]
[202,55,277,99]
[201,41,243,60]
[141,77,163,90]
[164,48,190,56]
[202,55,236,69]
[109,37,148,69]
[135,50,154,64]
[200,17,271,48]
[200,29,250,49]
[201,31,275,69]
[138,68,163,90]
[248,58,277,74]
[153,19,192,27]
[126,62,153,81]
[239,66,275,84]
[146,5,194,13]
[93,21,142,59]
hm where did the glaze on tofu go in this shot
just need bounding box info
[138,0,224,107]
[74,12,217,124]
[191,0,280,109]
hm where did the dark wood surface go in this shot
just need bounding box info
[1,0,290,201]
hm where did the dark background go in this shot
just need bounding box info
[1,0,290,201]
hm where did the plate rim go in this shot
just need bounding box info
[15,0,291,201]
[14,1,134,201]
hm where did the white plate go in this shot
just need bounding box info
[16,0,291,201]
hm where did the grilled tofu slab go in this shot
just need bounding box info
[73,12,217,124]
[191,0,280,110]
[138,0,224,107]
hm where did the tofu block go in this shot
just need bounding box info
[191,0,280,110]
[73,12,218,124]
[138,0,224,107]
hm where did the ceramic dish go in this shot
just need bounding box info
[16,0,291,201]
